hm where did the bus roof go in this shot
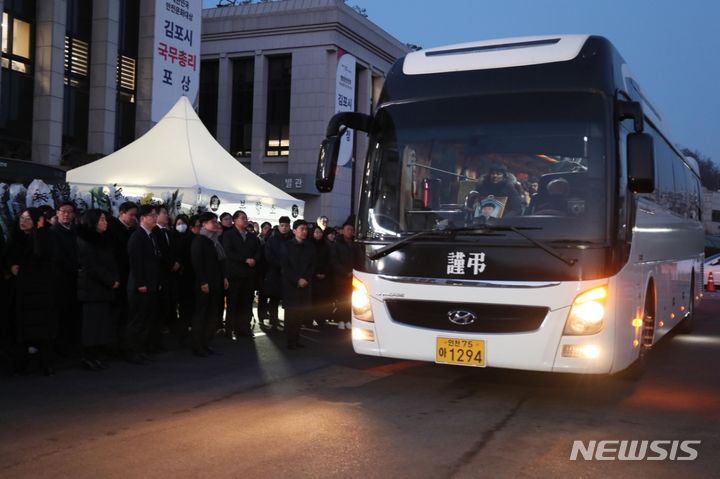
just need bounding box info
[403,35,589,75]
[392,35,669,144]
[403,35,590,75]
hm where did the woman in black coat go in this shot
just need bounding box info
[76,209,120,370]
[5,207,57,375]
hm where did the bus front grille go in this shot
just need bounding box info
[384,300,549,333]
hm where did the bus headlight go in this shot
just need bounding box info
[563,286,607,335]
[351,277,373,322]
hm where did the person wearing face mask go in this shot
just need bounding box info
[173,214,194,345]
[5,207,57,375]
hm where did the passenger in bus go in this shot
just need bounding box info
[474,164,523,216]
[531,177,571,215]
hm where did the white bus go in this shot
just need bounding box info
[316,35,703,375]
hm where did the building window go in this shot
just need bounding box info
[62,0,93,163]
[231,58,254,158]
[0,1,36,160]
[712,210,720,223]
[199,59,218,137]
[1,12,33,74]
[64,36,90,87]
[118,55,137,95]
[265,55,291,157]
[115,0,139,149]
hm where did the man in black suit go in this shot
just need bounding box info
[108,201,137,352]
[125,204,161,363]
[152,204,180,351]
[191,212,228,356]
[281,219,316,349]
[50,201,79,355]
[222,210,261,339]
[263,216,293,332]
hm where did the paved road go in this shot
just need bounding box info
[1,300,719,478]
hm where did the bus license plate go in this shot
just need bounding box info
[436,337,486,367]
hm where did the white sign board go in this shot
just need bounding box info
[335,53,356,167]
[151,0,201,122]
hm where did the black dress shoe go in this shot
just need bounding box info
[139,353,156,362]
[126,354,144,365]
[204,346,223,356]
[43,366,56,376]
[94,359,109,370]
[287,343,298,350]
[193,348,209,357]
[82,359,100,371]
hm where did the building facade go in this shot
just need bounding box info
[0,0,406,224]
[0,0,142,166]
[200,0,407,223]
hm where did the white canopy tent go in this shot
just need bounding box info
[67,96,304,223]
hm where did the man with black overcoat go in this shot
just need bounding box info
[125,204,162,363]
[50,201,80,355]
[108,201,137,351]
[331,222,355,330]
[191,212,228,356]
[281,219,315,349]
[222,210,261,339]
[152,204,180,351]
[262,216,293,332]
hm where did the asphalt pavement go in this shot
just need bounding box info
[1,299,719,479]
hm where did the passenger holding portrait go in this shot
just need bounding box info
[473,164,522,217]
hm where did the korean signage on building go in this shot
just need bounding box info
[260,174,319,195]
[151,0,201,122]
[335,52,356,167]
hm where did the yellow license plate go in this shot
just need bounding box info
[436,337,486,367]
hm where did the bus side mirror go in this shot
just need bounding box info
[315,112,372,193]
[316,135,341,193]
[627,132,655,193]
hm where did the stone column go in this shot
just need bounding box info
[135,0,155,138]
[87,0,120,155]
[215,54,231,150]
[250,52,266,172]
[32,0,67,166]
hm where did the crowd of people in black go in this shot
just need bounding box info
[0,201,355,376]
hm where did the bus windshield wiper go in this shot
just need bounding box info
[476,225,578,267]
[368,224,577,266]
[367,229,453,260]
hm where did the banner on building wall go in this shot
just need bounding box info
[151,0,202,122]
[335,52,356,167]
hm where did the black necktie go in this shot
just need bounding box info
[149,233,159,256]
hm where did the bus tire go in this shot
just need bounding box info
[617,284,655,380]
[679,275,695,334]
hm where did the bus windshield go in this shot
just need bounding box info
[359,92,609,242]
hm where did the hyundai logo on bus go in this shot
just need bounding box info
[448,310,477,325]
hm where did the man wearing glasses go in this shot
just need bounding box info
[50,201,80,356]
